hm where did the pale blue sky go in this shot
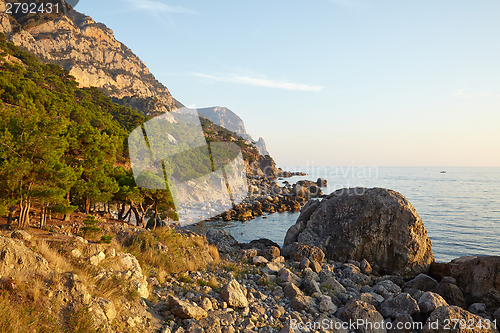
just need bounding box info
[76,0,500,166]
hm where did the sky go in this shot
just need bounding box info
[75,0,500,167]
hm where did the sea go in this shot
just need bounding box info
[186,166,500,263]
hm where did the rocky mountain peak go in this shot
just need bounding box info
[0,1,175,114]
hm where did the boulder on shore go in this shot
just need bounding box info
[283,187,434,276]
[430,256,500,309]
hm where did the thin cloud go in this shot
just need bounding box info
[123,0,196,14]
[453,88,500,99]
[192,73,324,92]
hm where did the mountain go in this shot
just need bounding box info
[0,1,176,114]
[198,106,270,156]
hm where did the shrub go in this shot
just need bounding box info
[100,235,113,244]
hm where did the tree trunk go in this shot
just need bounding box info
[153,199,158,230]
[85,196,91,214]
[118,203,126,221]
[40,206,47,229]
[19,197,31,228]
[63,192,71,221]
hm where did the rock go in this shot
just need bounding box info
[238,249,257,261]
[360,259,373,274]
[321,277,347,295]
[291,294,318,314]
[168,295,207,320]
[88,251,106,266]
[259,262,284,275]
[432,280,466,308]
[206,229,239,253]
[284,282,303,299]
[283,188,434,276]
[469,303,487,314]
[220,279,248,308]
[278,268,302,287]
[282,242,325,262]
[342,300,387,333]
[437,256,500,308]
[388,314,414,333]
[117,253,149,298]
[310,260,322,273]
[379,293,419,319]
[11,230,32,241]
[0,236,52,280]
[300,257,311,270]
[200,297,213,311]
[494,308,500,323]
[252,256,268,266]
[404,274,438,292]
[372,280,401,298]
[95,297,117,321]
[422,306,496,332]
[418,292,448,315]
[318,295,338,313]
[316,178,328,187]
[261,246,280,261]
[302,276,321,295]
[71,249,82,258]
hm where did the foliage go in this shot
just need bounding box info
[100,235,113,244]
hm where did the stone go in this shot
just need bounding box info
[318,295,338,313]
[310,261,322,273]
[422,306,496,332]
[418,292,448,315]
[261,246,280,261]
[168,295,207,320]
[282,242,325,263]
[206,229,238,253]
[342,299,387,333]
[95,297,117,321]
[260,262,284,275]
[379,293,419,319]
[284,188,434,276]
[302,276,321,295]
[220,279,248,308]
[321,277,347,295]
[360,259,373,274]
[71,249,82,258]
[200,298,213,311]
[388,314,414,333]
[300,257,311,270]
[284,283,303,299]
[278,268,302,287]
[432,280,466,308]
[88,251,106,266]
[438,256,500,308]
[11,230,32,241]
[469,303,487,314]
[252,256,268,266]
[290,294,318,314]
[404,274,438,292]
[238,249,257,261]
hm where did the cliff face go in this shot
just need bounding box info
[198,106,270,156]
[0,1,176,114]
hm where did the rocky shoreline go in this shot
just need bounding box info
[2,187,499,333]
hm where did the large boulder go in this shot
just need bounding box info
[431,256,500,309]
[283,188,434,276]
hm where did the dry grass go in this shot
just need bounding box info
[124,227,219,276]
[36,240,73,273]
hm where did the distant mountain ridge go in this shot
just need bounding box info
[198,106,270,156]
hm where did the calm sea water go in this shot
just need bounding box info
[187,166,500,263]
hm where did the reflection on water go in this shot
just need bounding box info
[186,167,500,263]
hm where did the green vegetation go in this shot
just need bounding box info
[0,32,262,229]
[0,33,177,228]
